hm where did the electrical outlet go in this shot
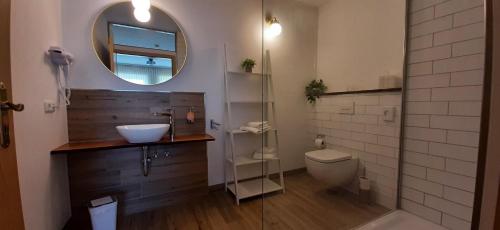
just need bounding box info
[44,100,57,113]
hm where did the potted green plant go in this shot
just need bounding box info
[305,79,328,104]
[241,58,256,73]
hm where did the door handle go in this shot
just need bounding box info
[0,82,24,148]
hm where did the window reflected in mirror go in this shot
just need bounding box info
[92,3,187,85]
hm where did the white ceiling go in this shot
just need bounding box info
[294,0,332,7]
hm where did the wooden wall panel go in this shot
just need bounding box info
[65,90,209,228]
[67,90,205,142]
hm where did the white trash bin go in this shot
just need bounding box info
[88,196,117,230]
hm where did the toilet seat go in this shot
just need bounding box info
[305,149,351,163]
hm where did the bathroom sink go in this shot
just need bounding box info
[116,124,170,143]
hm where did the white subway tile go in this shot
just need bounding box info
[408,62,433,76]
[378,136,399,147]
[353,95,379,105]
[403,163,427,179]
[315,112,331,121]
[449,101,482,116]
[431,86,483,101]
[446,159,477,177]
[410,34,434,51]
[379,94,401,106]
[330,114,352,122]
[330,129,351,139]
[434,22,485,45]
[406,102,448,115]
[405,139,429,153]
[442,214,472,230]
[447,130,480,147]
[411,7,435,25]
[411,0,448,12]
[409,45,452,63]
[407,89,431,101]
[452,38,485,57]
[411,15,452,37]
[401,199,442,224]
[443,186,475,207]
[450,70,484,86]
[406,115,430,127]
[332,138,365,151]
[359,152,377,163]
[429,142,478,162]
[405,151,445,170]
[351,132,378,144]
[424,194,473,221]
[405,127,447,142]
[430,115,481,131]
[366,161,396,178]
[433,54,485,74]
[427,168,476,192]
[365,106,383,115]
[453,6,484,27]
[402,187,425,203]
[366,125,396,137]
[403,175,443,197]
[377,155,398,169]
[366,143,396,157]
[408,74,450,89]
[352,114,379,125]
[435,0,484,18]
[355,105,366,114]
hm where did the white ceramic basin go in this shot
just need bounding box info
[116,124,170,143]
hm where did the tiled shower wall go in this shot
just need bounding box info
[309,92,402,209]
[402,0,485,229]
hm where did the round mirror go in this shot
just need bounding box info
[92,2,187,85]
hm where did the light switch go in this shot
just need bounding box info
[383,106,395,122]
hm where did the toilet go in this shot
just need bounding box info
[305,149,358,187]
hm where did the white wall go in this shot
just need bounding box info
[402,0,485,229]
[10,0,71,229]
[316,0,406,91]
[62,0,318,185]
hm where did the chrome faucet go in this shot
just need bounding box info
[152,108,175,142]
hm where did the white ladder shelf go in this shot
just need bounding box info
[223,44,285,205]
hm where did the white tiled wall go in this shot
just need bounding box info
[308,92,402,209]
[402,0,484,229]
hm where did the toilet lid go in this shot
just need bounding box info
[305,149,351,163]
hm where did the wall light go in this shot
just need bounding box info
[132,0,151,23]
[265,17,282,39]
[132,0,151,10]
[134,8,151,23]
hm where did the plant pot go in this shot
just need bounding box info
[245,66,253,73]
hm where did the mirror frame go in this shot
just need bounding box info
[90,1,189,85]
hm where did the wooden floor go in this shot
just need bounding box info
[119,172,390,230]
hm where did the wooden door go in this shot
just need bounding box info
[0,0,25,229]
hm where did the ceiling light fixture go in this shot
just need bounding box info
[265,17,282,39]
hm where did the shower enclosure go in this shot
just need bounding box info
[222,0,406,229]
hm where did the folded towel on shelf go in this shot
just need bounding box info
[252,152,277,160]
[255,147,276,154]
[252,147,277,160]
[240,124,272,134]
[247,121,269,128]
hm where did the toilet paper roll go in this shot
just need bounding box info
[314,138,325,147]
[359,176,371,190]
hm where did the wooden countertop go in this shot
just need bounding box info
[51,134,215,155]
